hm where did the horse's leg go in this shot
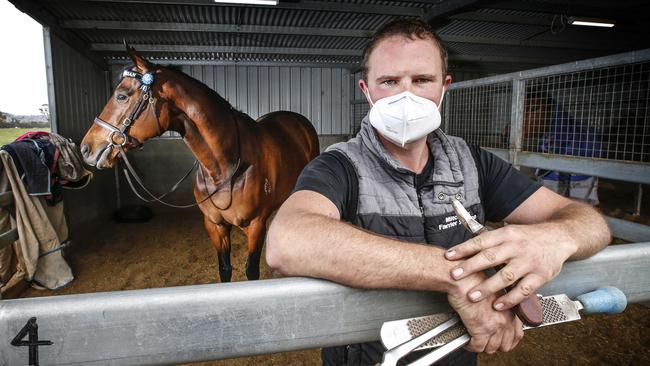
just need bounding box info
[203,216,232,283]
[243,217,266,280]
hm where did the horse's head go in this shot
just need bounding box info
[81,44,169,169]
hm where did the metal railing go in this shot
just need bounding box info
[0,242,649,365]
[443,49,650,185]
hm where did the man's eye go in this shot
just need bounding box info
[381,80,397,86]
[415,79,431,84]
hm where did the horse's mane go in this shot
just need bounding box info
[160,65,242,115]
[121,63,249,121]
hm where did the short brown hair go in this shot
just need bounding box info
[361,18,448,79]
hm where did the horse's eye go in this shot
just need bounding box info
[116,94,128,102]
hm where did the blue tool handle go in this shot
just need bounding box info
[577,286,627,315]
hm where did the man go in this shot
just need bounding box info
[522,89,603,206]
[266,19,610,366]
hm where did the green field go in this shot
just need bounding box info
[0,127,51,146]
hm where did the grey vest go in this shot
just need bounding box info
[322,117,482,365]
[328,117,485,248]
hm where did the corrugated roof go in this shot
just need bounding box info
[77,29,368,49]
[438,20,546,40]
[10,0,650,69]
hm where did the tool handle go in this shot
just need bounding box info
[494,264,544,326]
[577,286,627,315]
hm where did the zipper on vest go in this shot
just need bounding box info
[414,175,425,222]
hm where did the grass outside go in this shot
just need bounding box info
[0,127,51,146]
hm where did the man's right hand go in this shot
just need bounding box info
[447,273,524,354]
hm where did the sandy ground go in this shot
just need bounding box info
[18,179,650,366]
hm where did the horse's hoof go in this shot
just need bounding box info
[245,268,260,281]
[219,270,232,283]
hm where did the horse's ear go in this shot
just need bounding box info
[124,39,151,72]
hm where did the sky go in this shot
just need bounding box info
[0,0,49,116]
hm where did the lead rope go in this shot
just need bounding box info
[119,105,242,210]
[120,146,241,209]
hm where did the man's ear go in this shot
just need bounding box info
[358,79,372,105]
[124,39,151,72]
[444,74,453,88]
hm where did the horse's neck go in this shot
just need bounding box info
[165,79,254,180]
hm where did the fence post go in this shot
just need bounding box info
[508,79,525,168]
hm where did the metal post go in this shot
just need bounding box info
[634,184,643,216]
[42,27,57,134]
[508,80,525,168]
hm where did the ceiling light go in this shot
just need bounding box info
[213,0,278,5]
[569,17,615,28]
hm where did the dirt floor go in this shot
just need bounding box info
[18,179,650,366]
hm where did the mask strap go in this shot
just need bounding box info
[363,86,374,107]
[438,88,446,108]
[401,100,408,147]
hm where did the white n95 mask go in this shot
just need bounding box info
[365,90,444,147]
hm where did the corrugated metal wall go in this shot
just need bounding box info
[49,31,117,238]
[51,36,108,142]
[110,64,351,135]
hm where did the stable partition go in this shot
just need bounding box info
[443,49,650,185]
[1,243,649,365]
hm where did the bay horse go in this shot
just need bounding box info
[80,46,319,282]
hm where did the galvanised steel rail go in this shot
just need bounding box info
[484,148,650,185]
[450,49,650,89]
[606,216,650,243]
[1,242,649,366]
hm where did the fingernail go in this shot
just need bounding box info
[446,249,456,258]
[494,303,504,310]
[451,267,463,278]
[469,291,482,301]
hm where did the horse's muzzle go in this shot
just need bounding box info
[80,142,115,169]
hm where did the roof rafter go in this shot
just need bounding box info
[422,0,482,23]
[442,35,625,52]
[62,20,372,38]
[75,0,425,16]
[91,43,363,56]
[449,11,553,26]
[92,42,577,66]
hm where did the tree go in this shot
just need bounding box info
[39,104,50,124]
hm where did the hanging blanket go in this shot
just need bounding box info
[0,151,73,292]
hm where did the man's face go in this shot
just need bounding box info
[360,35,451,106]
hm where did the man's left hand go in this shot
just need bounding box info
[444,223,576,310]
